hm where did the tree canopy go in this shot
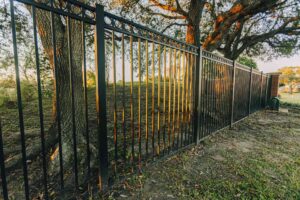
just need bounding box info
[108,0,300,60]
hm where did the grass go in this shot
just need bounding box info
[279,92,300,106]
[105,110,300,199]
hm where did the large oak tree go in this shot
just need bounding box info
[113,0,300,60]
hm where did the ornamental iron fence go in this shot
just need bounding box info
[0,1,271,199]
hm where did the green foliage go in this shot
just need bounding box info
[237,56,258,69]
[0,77,37,108]
[21,80,37,102]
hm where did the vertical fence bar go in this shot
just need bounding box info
[199,53,204,139]
[248,67,253,115]
[168,48,172,150]
[157,44,161,155]
[212,61,217,132]
[138,38,142,171]
[95,4,108,190]
[181,52,187,145]
[188,53,194,144]
[0,119,8,200]
[230,62,236,127]
[209,59,213,134]
[197,48,203,142]
[67,16,79,189]
[32,5,48,199]
[121,34,126,161]
[216,62,220,130]
[185,53,190,141]
[203,58,207,138]
[81,8,91,177]
[194,47,201,144]
[177,49,181,147]
[207,59,211,135]
[194,54,197,133]
[10,1,30,198]
[207,57,210,135]
[221,63,224,128]
[151,41,155,156]
[112,31,118,172]
[130,34,134,168]
[50,0,64,189]
[163,46,167,153]
[172,49,177,147]
[145,40,149,156]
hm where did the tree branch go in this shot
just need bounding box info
[161,22,188,33]
[149,0,187,18]
[202,0,289,51]
[138,3,186,19]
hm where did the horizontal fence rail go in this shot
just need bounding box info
[0,0,271,199]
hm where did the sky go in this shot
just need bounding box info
[256,54,300,73]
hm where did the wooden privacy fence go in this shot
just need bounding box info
[0,0,271,199]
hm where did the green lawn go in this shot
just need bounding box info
[279,92,300,105]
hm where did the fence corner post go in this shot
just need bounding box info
[248,66,253,115]
[193,46,202,145]
[95,3,109,191]
[230,61,236,128]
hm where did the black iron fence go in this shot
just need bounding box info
[0,0,271,199]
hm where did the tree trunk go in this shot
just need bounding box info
[185,0,204,46]
[27,2,91,186]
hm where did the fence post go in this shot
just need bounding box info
[259,71,263,108]
[230,61,236,128]
[248,67,253,115]
[95,4,109,191]
[193,47,202,144]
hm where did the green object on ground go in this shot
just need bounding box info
[269,97,280,111]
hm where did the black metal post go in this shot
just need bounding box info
[32,5,48,199]
[193,47,202,144]
[230,61,236,127]
[95,4,109,191]
[248,67,253,115]
[10,0,30,198]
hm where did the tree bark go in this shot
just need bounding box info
[185,0,204,46]
[27,2,91,185]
